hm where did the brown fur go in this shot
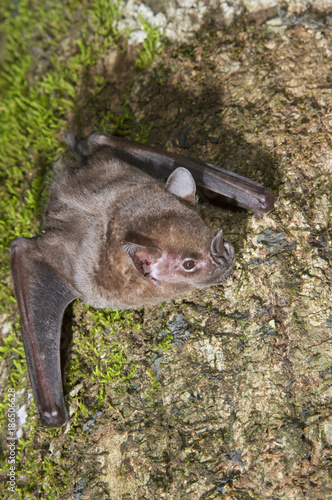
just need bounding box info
[37,144,234,309]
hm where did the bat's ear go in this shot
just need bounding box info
[165,167,196,205]
[211,229,235,263]
[122,242,162,279]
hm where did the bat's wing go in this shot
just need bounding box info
[10,237,79,427]
[65,132,274,217]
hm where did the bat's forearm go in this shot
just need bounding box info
[77,133,274,216]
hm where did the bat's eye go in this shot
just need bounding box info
[182,259,197,271]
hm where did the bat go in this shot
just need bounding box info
[10,131,274,427]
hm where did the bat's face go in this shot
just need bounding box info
[123,229,235,291]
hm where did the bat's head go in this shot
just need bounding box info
[122,228,234,290]
[122,167,235,293]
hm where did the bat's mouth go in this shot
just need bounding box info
[216,270,234,283]
[144,272,159,285]
[196,267,234,288]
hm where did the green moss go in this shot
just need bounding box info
[0,0,165,497]
[135,15,164,70]
[153,334,174,353]
[67,306,139,410]
[147,369,161,394]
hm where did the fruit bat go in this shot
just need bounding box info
[10,131,274,427]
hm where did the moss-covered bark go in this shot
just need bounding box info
[1,4,331,500]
